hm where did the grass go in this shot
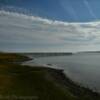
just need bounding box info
[0,53,31,63]
[0,53,100,100]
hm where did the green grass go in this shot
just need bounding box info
[0,64,75,100]
[0,53,100,100]
[0,53,30,63]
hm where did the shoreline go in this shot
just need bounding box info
[22,55,100,93]
[39,67,100,96]
[23,55,100,96]
[24,54,100,93]
[0,52,100,100]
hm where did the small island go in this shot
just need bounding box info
[0,52,100,100]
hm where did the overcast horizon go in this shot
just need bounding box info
[1,0,100,52]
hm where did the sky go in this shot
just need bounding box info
[0,0,100,52]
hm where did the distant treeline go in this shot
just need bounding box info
[25,52,73,57]
[78,51,100,54]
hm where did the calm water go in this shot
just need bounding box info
[24,53,100,92]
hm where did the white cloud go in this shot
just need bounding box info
[0,10,100,52]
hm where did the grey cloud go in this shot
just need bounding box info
[0,10,100,52]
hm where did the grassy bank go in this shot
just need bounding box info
[0,53,100,100]
[0,53,31,63]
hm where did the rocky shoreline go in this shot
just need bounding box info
[34,66,100,99]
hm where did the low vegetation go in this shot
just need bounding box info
[0,53,31,63]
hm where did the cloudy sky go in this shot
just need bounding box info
[0,0,100,52]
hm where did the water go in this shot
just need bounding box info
[24,53,100,92]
